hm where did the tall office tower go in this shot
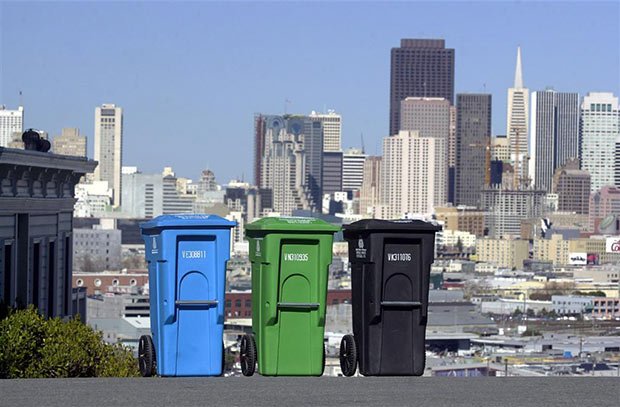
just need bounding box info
[52,128,87,157]
[506,47,529,184]
[399,97,451,205]
[256,115,322,215]
[94,104,123,207]
[359,156,382,216]
[342,148,366,192]
[381,131,447,218]
[455,94,492,208]
[399,97,451,137]
[529,90,580,192]
[448,105,457,203]
[309,110,342,152]
[552,159,591,215]
[0,105,24,147]
[322,151,343,196]
[389,39,455,136]
[581,92,620,192]
[480,186,546,237]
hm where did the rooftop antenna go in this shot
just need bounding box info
[361,132,366,154]
[19,90,23,107]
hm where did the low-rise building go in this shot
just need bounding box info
[441,229,477,248]
[591,297,620,318]
[435,206,486,237]
[552,295,594,315]
[73,219,122,272]
[476,238,529,269]
[0,142,96,319]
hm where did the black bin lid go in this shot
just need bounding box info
[343,219,441,236]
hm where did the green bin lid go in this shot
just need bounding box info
[246,216,340,232]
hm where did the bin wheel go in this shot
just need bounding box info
[322,344,326,375]
[340,334,357,377]
[139,335,156,377]
[240,334,256,377]
[221,340,226,376]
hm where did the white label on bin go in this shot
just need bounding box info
[182,250,207,259]
[255,238,262,257]
[355,239,367,259]
[151,236,158,255]
[284,253,309,262]
[387,253,412,262]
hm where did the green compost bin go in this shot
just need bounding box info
[240,217,339,376]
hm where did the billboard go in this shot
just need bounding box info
[587,253,599,266]
[606,237,620,253]
[568,252,587,265]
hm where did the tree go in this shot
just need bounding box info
[0,306,139,378]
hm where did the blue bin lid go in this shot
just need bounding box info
[140,214,236,232]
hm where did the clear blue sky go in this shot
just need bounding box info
[1,1,619,184]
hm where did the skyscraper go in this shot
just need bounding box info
[359,156,382,216]
[552,159,591,215]
[529,90,580,191]
[580,92,620,192]
[255,115,323,214]
[342,148,366,192]
[0,105,24,147]
[322,151,343,196]
[390,39,455,136]
[52,128,87,157]
[94,104,123,207]
[507,47,529,183]
[309,110,341,152]
[455,93,492,207]
[381,130,447,218]
[399,97,451,137]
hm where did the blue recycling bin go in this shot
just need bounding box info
[139,214,236,377]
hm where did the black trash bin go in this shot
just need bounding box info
[339,219,441,376]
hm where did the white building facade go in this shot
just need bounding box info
[506,47,529,182]
[580,92,620,192]
[0,105,24,147]
[309,110,341,152]
[380,130,447,218]
[94,104,123,207]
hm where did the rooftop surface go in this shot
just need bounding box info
[1,377,618,407]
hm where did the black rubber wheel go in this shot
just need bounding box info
[322,344,326,375]
[221,340,226,376]
[139,335,156,377]
[340,334,357,377]
[240,334,256,377]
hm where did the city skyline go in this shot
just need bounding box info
[1,2,619,183]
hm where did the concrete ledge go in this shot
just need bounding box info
[1,377,618,407]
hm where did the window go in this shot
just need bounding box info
[112,279,119,286]
[130,279,137,286]
[245,299,251,308]
[3,243,13,304]
[48,241,56,316]
[94,278,102,287]
[32,243,41,308]
[235,299,242,308]
[76,279,83,287]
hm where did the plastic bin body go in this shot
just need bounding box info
[343,219,440,376]
[141,214,236,376]
[246,217,339,376]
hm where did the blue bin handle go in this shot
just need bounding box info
[175,300,219,306]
